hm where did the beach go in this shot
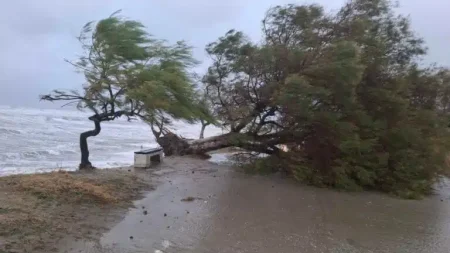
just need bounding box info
[2,0,450,251]
[2,156,450,253]
[0,166,154,253]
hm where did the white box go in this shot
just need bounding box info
[134,148,163,168]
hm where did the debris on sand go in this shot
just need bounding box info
[181,196,196,202]
[181,196,203,202]
[143,210,148,215]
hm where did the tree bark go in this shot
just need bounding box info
[199,125,206,139]
[187,134,234,154]
[157,132,283,157]
[79,120,101,169]
[156,133,191,156]
[199,122,210,139]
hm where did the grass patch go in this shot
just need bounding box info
[0,207,15,214]
[17,172,117,203]
[0,212,46,236]
[2,170,148,204]
[0,169,152,252]
[19,172,116,203]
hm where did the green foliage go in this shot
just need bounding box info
[42,11,208,132]
[203,0,450,198]
[240,155,281,175]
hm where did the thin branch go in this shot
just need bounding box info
[61,101,79,108]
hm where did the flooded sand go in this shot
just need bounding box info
[61,157,450,253]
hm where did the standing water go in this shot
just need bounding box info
[0,106,222,176]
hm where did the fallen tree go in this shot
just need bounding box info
[153,0,450,198]
[157,131,289,157]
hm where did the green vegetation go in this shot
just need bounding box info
[197,0,450,198]
[42,1,450,198]
[41,11,208,168]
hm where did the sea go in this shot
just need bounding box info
[0,105,224,176]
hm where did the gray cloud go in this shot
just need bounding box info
[0,0,448,107]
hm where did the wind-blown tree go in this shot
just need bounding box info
[41,12,201,169]
[159,0,450,197]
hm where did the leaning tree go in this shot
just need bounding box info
[41,12,204,169]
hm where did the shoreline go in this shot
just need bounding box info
[0,151,233,178]
[2,156,450,252]
[59,157,450,252]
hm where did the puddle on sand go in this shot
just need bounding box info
[59,156,450,253]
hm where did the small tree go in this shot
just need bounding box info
[41,12,200,169]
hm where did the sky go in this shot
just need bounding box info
[0,0,449,108]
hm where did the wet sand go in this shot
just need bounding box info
[60,157,450,253]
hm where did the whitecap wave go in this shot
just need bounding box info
[0,127,22,135]
[0,106,222,176]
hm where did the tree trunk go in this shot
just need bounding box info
[156,133,192,156]
[199,123,208,139]
[157,133,232,157]
[79,120,101,169]
[188,134,236,154]
[156,132,280,157]
[156,123,295,158]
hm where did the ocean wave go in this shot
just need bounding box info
[0,106,222,176]
[22,150,61,158]
[0,153,20,160]
[52,116,85,124]
[0,127,22,135]
[0,149,78,161]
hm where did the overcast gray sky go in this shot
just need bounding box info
[0,0,448,108]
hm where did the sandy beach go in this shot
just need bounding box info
[2,157,450,252]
